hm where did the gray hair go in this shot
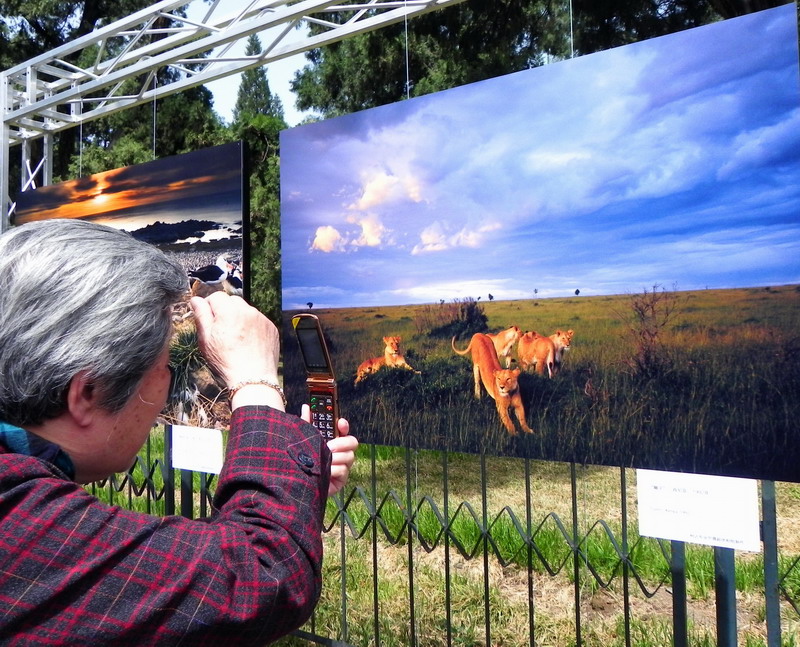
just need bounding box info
[0,219,189,426]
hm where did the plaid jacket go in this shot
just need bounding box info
[0,406,331,646]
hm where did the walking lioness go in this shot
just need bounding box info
[451,333,533,435]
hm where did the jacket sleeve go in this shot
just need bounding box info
[206,406,333,639]
[0,406,332,646]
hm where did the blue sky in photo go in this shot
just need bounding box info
[281,4,800,310]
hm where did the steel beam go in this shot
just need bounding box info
[1,0,465,230]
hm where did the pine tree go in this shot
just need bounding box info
[291,0,732,117]
[232,34,284,124]
[232,34,288,323]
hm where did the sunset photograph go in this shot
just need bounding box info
[13,142,244,245]
[12,142,248,431]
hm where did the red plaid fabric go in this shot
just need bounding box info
[0,406,331,646]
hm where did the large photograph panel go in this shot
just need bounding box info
[281,6,800,481]
[14,142,247,430]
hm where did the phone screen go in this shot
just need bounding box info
[296,326,331,373]
[292,314,339,440]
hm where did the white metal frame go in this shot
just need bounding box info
[1,0,464,230]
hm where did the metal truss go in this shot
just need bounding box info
[1,0,465,229]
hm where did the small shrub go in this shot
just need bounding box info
[617,284,683,377]
[430,298,489,339]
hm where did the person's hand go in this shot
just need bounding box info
[190,293,283,408]
[302,405,358,497]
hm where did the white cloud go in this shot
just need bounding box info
[310,225,346,252]
[717,109,800,180]
[389,277,528,304]
[348,213,391,247]
[411,220,502,254]
[411,221,449,254]
[525,149,593,171]
[350,170,424,210]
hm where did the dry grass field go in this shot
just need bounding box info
[283,284,800,482]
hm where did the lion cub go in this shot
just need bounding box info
[451,333,533,435]
[354,336,419,385]
[518,330,573,377]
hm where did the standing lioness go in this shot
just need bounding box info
[518,329,573,377]
[451,333,534,435]
[487,325,522,368]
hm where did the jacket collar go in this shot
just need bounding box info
[0,421,76,480]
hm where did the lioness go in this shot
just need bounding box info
[354,336,419,385]
[518,329,573,377]
[451,333,533,435]
[487,325,522,368]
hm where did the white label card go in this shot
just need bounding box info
[636,469,761,553]
[171,425,224,475]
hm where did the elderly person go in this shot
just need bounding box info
[0,219,357,645]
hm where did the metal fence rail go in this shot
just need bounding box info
[88,428,800,647]
[308,447,799,647]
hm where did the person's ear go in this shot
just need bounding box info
[66,371,101,427]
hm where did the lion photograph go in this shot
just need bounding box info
[281,4,800,482]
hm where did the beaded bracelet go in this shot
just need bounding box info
[227,379,287,407]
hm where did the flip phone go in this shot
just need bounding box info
[291,313,339,440]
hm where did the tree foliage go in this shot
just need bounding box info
[290,0,783,117]
[0,0,152,69]
[70,82,226,178]
[292,0,572,117]
[233,34,285,124]
[232,35,288,324]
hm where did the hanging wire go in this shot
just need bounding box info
[152,74,158,160]
[569,0,575,58]
[78,120,83,177]
[403,0,411,99]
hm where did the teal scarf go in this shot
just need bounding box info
[0,421,76,480]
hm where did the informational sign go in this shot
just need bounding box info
[636,469,761,553]
[171,425,224,474]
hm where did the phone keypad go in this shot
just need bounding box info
[310,394,336,441]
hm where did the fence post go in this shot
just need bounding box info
[714,547,737,646]
[164,424,175,516]
[620,468,631,647]
[481,451,491,647]
[761,480,781,647]
[405,446,417,647]
[442,448,453,647]
[371,445,381,646]
[570,463,582,647]
[670,541,688,647]
[180,469,194,519]
[525,458,535,647]
[338,490,348,643]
